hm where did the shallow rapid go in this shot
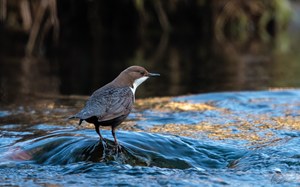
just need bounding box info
[1,90,300,186]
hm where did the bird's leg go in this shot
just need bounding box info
[111,127,118,145]
[111,127,122,152]
[95,125,107,146]
[78,119,83,126]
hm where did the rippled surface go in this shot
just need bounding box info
[1,90,300,186]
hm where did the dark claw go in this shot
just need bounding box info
[115,144,122,153]
[101,139,108,148]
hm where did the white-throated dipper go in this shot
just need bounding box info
[70,66,159,147]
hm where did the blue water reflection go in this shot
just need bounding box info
[0,90,300,186]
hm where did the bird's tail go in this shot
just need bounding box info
[68,115,83,126]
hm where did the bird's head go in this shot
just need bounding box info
[115,66,160,94]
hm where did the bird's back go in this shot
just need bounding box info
[72,84,134,123]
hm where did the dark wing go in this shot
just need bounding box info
[72,86,134,122]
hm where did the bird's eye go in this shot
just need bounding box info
[139,71,145,75]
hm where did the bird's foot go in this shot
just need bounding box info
[99,138,108,148]
[114,144,122,153]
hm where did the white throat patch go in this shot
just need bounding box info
[130,76,149,94]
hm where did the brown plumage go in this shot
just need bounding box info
[70,66,159,146]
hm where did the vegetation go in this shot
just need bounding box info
[0,0,292,56]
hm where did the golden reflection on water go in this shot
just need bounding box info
[134,95,300,145]
[2,92,300,146]
[135,97,217,111]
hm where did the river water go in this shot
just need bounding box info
[0,89,300,186]
[1,1,300,186]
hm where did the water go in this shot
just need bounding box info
[1,2,300,185]
[1,90,300,186]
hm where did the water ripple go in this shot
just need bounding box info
[1,90,300,186]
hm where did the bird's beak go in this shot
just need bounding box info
[148,72,160,77]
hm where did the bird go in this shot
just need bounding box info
[70,66,160,148]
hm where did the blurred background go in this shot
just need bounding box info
[0,0,300,104]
